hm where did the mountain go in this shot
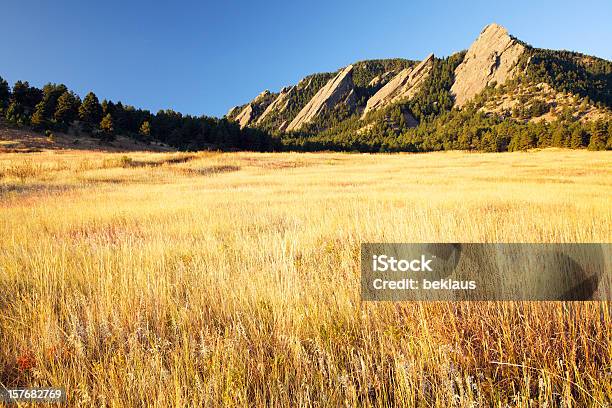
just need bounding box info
[227,59,416,132]
[450,24,525,107]
[1,23,611,153]
[227,23,612,152]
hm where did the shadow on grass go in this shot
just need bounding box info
[127,154,198,167]
[0,183,76,198]
[173,165,241,176]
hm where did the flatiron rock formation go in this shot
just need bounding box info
[256,86,294,125]
[224,22,611,141]
[451,23,525,107]
[226,106,241,118]
[362,54,434,118]
[287,65,355,131]
[234,104,254,128]
[233,90,273,128]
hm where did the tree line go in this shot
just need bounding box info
[2,60,610,154]
[279,112,612,153]
[0,76,276,151]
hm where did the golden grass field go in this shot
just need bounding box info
[0,148,610,407]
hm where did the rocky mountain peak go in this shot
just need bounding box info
[451,23,525,107]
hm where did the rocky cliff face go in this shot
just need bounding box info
[233,90,274,128]
[451,23,525,107]
[286,65,355,132]
[226,106,241,119]
[234,104,254,128]
[362,54,434,118]
[255,86,294,126]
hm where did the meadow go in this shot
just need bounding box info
[0,148,610,407]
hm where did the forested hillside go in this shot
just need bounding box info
[235,24,612,152]
[0,77,276,151]
[2,23,611,153]
[525,49,612,106]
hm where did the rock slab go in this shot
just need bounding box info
[287,65,355,132]
[256,86,294,126]
[362,54,434,118]
[451,23,525,107]
[234,90,272,128]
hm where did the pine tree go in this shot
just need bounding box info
[54,91,80,125]
[28,84,68,130]
[570,127,587,148]
[102,99,115,116]
[10,81,29,107]
[518,129,536,150]
[5,101,25,125]
[30,101,49,130]
[480,131,497,152]
[588,120,607,151]
[79,92,102,129]
[551,125,569,147]
[40,84,67,114]
[10,81,42,118]
[100,113,114,134]
[0,76,10,111]
[139,120,151,137]
[588,132,606,151]
[112,101,127,132]
[98,113,115,142]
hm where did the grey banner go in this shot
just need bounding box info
[361,243,611,301]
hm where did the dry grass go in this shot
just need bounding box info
[0,148,610,407]
[0,126,174,153]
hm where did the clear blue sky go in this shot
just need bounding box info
[1,0,610,117]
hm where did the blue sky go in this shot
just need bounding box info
[1,0,611,117]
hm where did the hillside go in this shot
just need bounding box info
[229,23,612,152]
[1,23,611,153]
[228,58,418,133]
[0,123,175,153]
[0,81,277,152]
